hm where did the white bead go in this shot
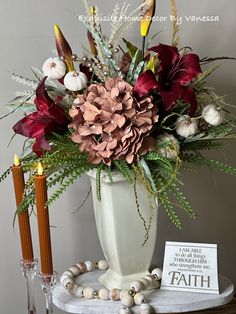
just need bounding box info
[119,308,132,314]
[151,268,163,280]
[42,57,66,80]
[68,283,79,295]
[121,295,134,308]
[62,277,73,289]
[76,262,87,273]
[64,71,87,91]
[110,288,120,301]
[83,287,95,299]
[74,286,84,298]
[98,259,108,270]
[130,280,144,292]
[98,288,110,300]
[175,116,198,138]
[134,292,145,305]
[68,265,80,276]
[63,270,73,277]
[119,290,129,299]
[140,303,152,314]
[202,104,223,126]
[144,275,153,285]
[60,274,71,285]
[85,260,94,272]
[139,278,149,289]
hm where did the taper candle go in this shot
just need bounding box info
[12,154,34,261]
[34,162,53,275]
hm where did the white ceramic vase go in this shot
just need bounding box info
[87,170,158,290]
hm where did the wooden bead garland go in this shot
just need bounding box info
[60,259,162,314]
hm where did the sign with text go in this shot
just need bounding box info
[161,242,219,294]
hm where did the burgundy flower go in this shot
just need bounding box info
[149,44,202,115]
[13,77,69,157]
[133,70,159,98]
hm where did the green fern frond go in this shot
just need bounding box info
[113,160,133,183]
[168,182,196,219]
[0,167,11,183]
[182,152,236,175]
[105,166,113,183]
[96,164,103,201]
[46,166,92,207]
[182,139,226,151]
[159,190,182,228]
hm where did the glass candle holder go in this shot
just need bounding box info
[38,272,57,314]
[20,259,38,314]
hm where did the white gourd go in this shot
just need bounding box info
[156,133,179,159]
[42,57,66,80]
[64,71,87,91]
[175,116,198,138]
[202,104,223,126]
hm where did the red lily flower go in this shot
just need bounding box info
[13,77,69,157]
[149,44,202,115]
[133,70,159,98]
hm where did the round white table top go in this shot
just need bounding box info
[53,270,234,314]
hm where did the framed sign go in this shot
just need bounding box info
[161,241,219,294]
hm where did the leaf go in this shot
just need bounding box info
[181,139,226,151]
[126,49,143,83]
[122,38,139,58]
[193,64,220,86]
[159,191,182,228]
[146,56,156,73]
[6,102,36,112]
[200,56,236,64]
[145,31,162,49]
[131,61,145,83]
[31,67,66,92]
[113,160,133,183]
[181,152,236,175]
[96,164,103,201]
[78,16,119,77]
[11,73,38,89]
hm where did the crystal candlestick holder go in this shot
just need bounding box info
[39,272,57,314]
[20,259,38,314]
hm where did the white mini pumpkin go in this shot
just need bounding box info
[202,104,223,126]
[175,116,198,138]
[42,57,66,80]
[64,71,87,91]
[156,133,180,160]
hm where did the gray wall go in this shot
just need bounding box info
[0,0,236,313]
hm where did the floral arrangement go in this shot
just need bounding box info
[1,0,236,232]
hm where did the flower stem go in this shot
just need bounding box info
[142,36,146,60]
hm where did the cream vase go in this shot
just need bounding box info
[87,170,158,290]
